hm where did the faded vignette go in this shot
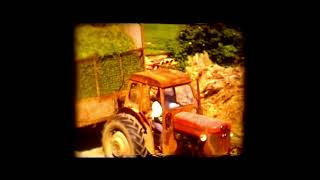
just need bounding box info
[74,23,245,158]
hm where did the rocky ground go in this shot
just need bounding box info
[185,52,245,154]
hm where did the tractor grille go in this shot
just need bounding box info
[209,128,230,155]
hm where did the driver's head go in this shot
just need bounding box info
[151,92,159,102]
[150,87,160,102]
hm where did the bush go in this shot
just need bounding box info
[172,23,244,71]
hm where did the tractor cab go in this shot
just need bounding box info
[102,69,230,157]
[119,68,231,156]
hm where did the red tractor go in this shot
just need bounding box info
[102,68,231,157]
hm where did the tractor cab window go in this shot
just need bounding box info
[128,83,140,105]
[164,84,196,109]
[164,87,180,109]
[175,84,196,106]
[140,84,152,113]
[149,86,162,119]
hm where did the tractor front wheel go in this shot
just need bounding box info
[102,113,148,157]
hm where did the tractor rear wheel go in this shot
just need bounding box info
[102,113,148,157]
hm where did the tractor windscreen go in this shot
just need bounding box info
[164,84,196,109]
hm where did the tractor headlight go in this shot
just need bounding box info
[200,134,207,142]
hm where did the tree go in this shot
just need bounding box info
[171,23,244,71]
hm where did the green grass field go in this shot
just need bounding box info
[143,24,184,54]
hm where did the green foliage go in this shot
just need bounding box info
[144,49,168,54]
[172,23,244,70]
[166,45,188,71]
[75,24,135,59]
[143,24,183,54]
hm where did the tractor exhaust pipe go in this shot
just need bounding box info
[196,73,203,115]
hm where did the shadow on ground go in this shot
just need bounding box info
[74,121,105,151]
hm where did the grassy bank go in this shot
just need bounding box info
[143,24,184,55]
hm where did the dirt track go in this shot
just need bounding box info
[75,147,104,157]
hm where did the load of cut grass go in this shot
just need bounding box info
[74,24,135,60]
